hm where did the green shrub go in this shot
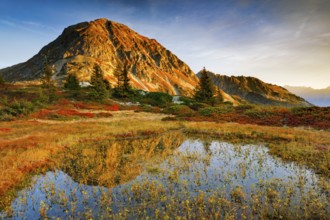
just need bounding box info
[0,99,36,120]
[164,105,195,116]
[0,112,14,121]
[198,105,235,116]
[189,102,210,111]
[244,109,261,118]
[290,107,314,115]
[5,100,35,116]
[0,75,5,85]
[235,104,255,112]
[179,96,194,105]
[143,92,172,107]
[244,107,274,119]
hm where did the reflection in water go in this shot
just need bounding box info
[1,135,329,219]
[56,131,185,187]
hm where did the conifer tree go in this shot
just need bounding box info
[64,73,80,98]
[194,67,215,103]
[113,62,131,98]
[41,63,55,87]
[41,61,57,103]
[64,74,80,91]
[0,75,5,85]
[113,65,123,90]
[122,63,131,97]
[90,65,109,101]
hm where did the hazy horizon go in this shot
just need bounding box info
[0,0,329,89]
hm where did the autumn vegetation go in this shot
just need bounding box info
[0,66,329,218]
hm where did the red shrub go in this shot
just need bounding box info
[56,109,95,118]
[73,102,89,109]
[57,99,71,106]
[31,109,53,118]
[95,112,113,118]
[73,102,100,110]
[0,128,12,132]
[105,104,120,111]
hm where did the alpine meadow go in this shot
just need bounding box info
[0,1,329,219]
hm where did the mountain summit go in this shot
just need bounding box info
[0,18,198,96]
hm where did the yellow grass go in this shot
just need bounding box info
[183,121,330,176]
[0,111,329,211]
[0,111,181,207]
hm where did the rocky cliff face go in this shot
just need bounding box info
[0,18,198,96]
[199,71,311,107]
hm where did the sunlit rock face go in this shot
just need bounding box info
[0,18,198,96]
[198,70,312,107]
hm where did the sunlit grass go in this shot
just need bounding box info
[2,138,329,219]
[0,111,181,208]
[0,111,329,218]
[183,122,330,177]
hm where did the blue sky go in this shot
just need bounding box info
[0,0,329,88]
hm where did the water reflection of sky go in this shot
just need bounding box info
[2,139,326,219]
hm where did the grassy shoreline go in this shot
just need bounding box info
[0,112,180,209]
[0,111,329,211]
[183,122,330,177]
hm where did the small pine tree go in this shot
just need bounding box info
[41,63,55,87]
[90,65,109,101]
[64,74,80,98]
[41,62,57,103]
[113,64,123,90]
[194,67,215,104]
[103,78,112,91]
[64,74,80,91]
[0,75,5,85]
[122,63,131,97]
[113,62,132,98]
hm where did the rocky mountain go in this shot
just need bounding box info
[284,86,330,107]
[0,18,198,96]
[199,71,311,107]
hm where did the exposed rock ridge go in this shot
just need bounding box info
[198,70,311,107]
[0,18,198,96]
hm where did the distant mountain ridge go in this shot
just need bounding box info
[284,86,330,107]
[198,71,311,107]
[0,18,198,96]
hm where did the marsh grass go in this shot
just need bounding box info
[0,112,181,209]
[0,112,329,219]
[183,122,330,177]
[2,138,329,219]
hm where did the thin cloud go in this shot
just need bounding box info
[0,0,329,88]
[0,18,59,34]
[0,19,16,27]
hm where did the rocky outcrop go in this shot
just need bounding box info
[198,71,311,107]
[0,18,198,96]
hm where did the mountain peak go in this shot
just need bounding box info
[0,18,198,96]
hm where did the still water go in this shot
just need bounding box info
[1,136,329,219]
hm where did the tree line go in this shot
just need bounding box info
[30,62,222,104]
[62,62,132,101]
